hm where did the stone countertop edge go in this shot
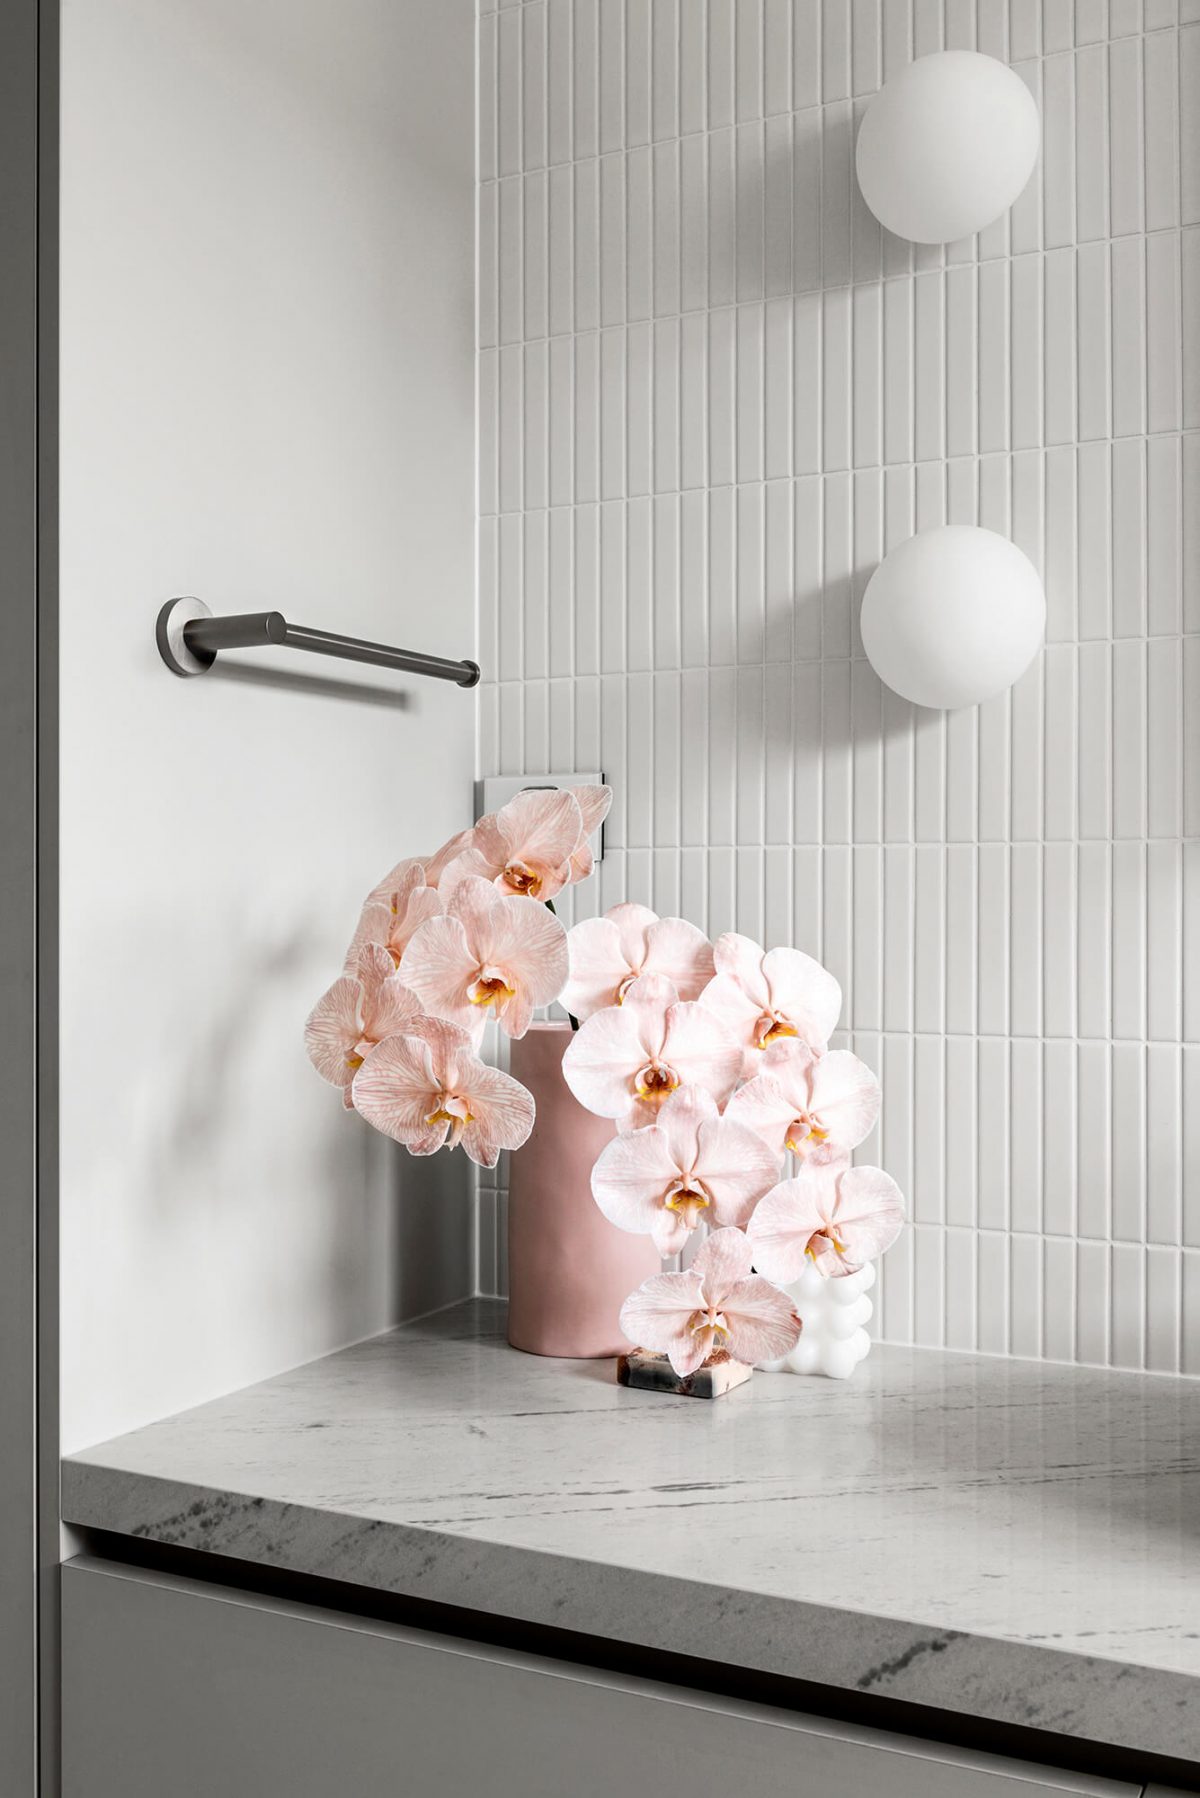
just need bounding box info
[60,1300,1200,1767]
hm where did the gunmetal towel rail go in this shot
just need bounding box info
[155,597,481,688]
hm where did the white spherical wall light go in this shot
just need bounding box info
[856,51,1039,243]
[859,526,1046,711]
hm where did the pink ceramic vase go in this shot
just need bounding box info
[506,1022,661,1358]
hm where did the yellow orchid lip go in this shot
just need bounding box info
[634,1063,679,1104]
[665,1184,710,1224]
[785,1118,829,1154]
[503,860,542,897]
[469,974,516,1009]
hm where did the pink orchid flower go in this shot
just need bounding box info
[564,784,614,884]
[591,1084,780,1255]
[701,932,842,1076]
[562,972,743,1129]
[444,786,612,903]
[345,861,444,973]
[304,945,425,1108]
[561,902,715,1022]
[351,1016,534,1168]
[725,1039,880,1166]
[399,875,568,1042]
[619,1227,802,1377]
[748,1164,905,1280]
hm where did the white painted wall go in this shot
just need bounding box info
[60,0,476,1452]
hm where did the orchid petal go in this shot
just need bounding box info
[458,1057,536,1167]
[826,1165,905,1270]
[722,1072,798,1158]
[399,915,478,1023]
[590,1124,681,1233]
[761,946,842,1049]
[351,1033,441,1143]
[653,1084,718,1175]
[659,1000,743,1109]
[721,1276,803,1366]
[692,1115,782,1227]
[690,1224,755,1297]
[642,917,715,1001]
[746,1172,830,1284]
[304,976,364,1088]
[809,1050,881,1154]
[618,1271,702,1355]
[561,1003,647,1117]
[561,916,629,1020]
[711,933,772,1009]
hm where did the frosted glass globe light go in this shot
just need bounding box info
[855,51,1040,243]
[859,526,1046,711]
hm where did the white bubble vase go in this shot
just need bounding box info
[757,1262,876,1380]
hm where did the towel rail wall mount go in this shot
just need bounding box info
[155,597,481,688]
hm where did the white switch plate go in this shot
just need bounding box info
[476,773,606,865]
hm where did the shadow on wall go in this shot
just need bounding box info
[385,1142,475,1323]
[207,661,413,712]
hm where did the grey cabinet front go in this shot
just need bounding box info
[61,1559,1139,1798]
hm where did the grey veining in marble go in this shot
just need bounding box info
[63,1301,1200,1762]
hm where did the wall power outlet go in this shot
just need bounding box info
[476,773,606,866]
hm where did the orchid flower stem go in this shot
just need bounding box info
[545,897,581,1030]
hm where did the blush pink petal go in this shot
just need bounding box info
[560,916,633,1020]
[401,879,567,1042]
[345,866,443,972]
[562,974,741,1126]
[618,1271,709,1375]
[351,1021,533,1169]
[397,915,484,1035]
[808,1050,881,1155]
[453,789,583,900]
[457,1058,536,1168]
[719,1277,806,1367]
[351,1033,442,1145]
[619,1227,801,1375]
[424,828,477,886]
[561,1001,647,1117]
[725,1042,879,1164]
[643,917,716,1000]
[703,934,842,1072]
[590,1124,684,1237]
[304,976,367,1088]
[822,1164,905,1268]
[562,904,712,1021]
[748,1164,904,1281]
[566,784,614,882]
[690,1221,756,1290]
[589,1084,777,1255]
[305,951,425,1100]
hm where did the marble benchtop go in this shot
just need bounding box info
[62,1299,1200,1764]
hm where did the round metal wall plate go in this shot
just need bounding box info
[156,596,215,677]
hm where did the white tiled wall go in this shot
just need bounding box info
[475,0,1200,1373]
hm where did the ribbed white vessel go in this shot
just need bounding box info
[757,1262,876,1380]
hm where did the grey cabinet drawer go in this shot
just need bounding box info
[62,1559,1139,1798]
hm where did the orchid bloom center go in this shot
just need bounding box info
[615,968,643,1004]
[754,1010,798,1049]
[346,1052,365,1072]
[425,1092,473,1146]
[807,1225,848,1259]
[785,1112,829,1156]
[686,1305,730,1359]
[664,1182,710,1227]
[502,859,541,897]
[634,1060,680,1105]
[469,967,517,1012]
